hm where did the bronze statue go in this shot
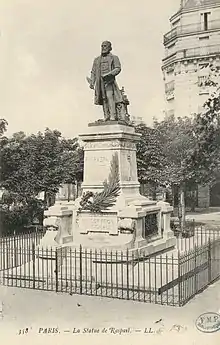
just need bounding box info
[87,41,129,122]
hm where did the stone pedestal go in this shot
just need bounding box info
[157,200,176,245]
[67,122,175,254]
[80,121,147,208]
[42,121,176,256]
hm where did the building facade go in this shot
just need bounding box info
[162,0,220,208]
[162,0,220,118]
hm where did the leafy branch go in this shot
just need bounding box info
[78,152,120,213]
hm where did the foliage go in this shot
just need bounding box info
[188,64,220,185]
[0,127,84,232]
[0,128,83,199]
[0,197,44,234]
[136,117,197,195]
[135,116,198,224]
[153,115,197,187]
[79,152,120,213]
[0,119,8,137]
[135,123,167,188]
[66,146,84,184]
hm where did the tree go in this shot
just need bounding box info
[153,115,197,228]
[135,118,198,227]
[135,123,167,199]
[188,64,220,186]
[0,127,84,232]
[1,129,82,199]
[0,119,8,192]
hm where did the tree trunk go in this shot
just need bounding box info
[44,191,50,208]
[72,182,77,201]
[190,189,197,212]
[67,184,71,202]
[171,184,175,207]
[76,181,81,198]
[179,184,186,231]
[44,191,47,206]
[152,183,157,200]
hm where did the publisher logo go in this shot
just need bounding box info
[196,312,220,333]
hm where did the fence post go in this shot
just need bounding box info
[55,248,59,292]
[208,239,212,283]
[14,231,17,267]
[79,245,83,295]
[178,251,182,306]
[194,245,197,293]
[32,242,36,289]
[2,237,5,271]
[126,249,130,300]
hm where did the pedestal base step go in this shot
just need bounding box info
[69,232,135,250]
[132,237,176,257]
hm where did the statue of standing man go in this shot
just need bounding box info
[87,41,125,121]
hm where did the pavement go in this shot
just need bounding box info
[187,211,220,223]
[0,279,219,345]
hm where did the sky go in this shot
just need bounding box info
[0,0,180,138]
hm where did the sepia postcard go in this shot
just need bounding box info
[0,0,220,344]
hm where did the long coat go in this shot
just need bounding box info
[90,53,123,105]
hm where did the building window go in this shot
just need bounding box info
[202,12,211,31]
[199,36,209,40]
[204,13,208,30]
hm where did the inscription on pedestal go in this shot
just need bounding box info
[84,152,112,184]
[78,212,118,235]
[85,156,109,165]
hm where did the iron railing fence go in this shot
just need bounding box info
[0,245,180,306]
[163,44,220,66]
[176,226,220,252]
[0,227,219,307]
[0,228,45,270]
[164,19,220,44]
[178,238,220,305]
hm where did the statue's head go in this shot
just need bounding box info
[101,41,112,55]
